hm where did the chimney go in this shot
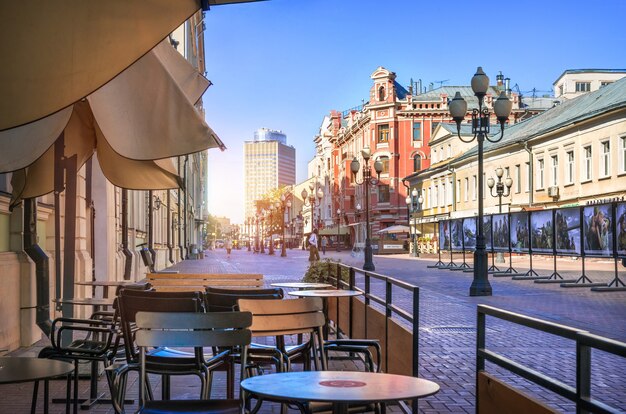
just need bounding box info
[429,82,434,91]
[496,71,504,89]
[418,79,422,95]
[505,77,511,95]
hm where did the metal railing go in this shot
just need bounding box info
[478,304,626,414]
[326,262,420,378]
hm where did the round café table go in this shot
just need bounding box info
[288,289,362,339]
[271,282,333,290]
[0,357,74,414]
[75,280,137,298]
[241,371,440,414]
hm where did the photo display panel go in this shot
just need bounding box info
[450,219,463,251]
[463,217,477,251]
[530,210,554,254]
[492,213,509,252]
[583,204,613,257]
[510,212,529,253]
[555,207,581,256]
[439,220,450,251]
[483,215,493,250]
[617,203,626,258]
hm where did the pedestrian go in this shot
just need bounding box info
[321,235,327,255]
[225,238,232,258]
[308,229,320,262]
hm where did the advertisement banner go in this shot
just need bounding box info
[510,212,529,253]
[492,213,509,252]
[617,203,626,258]
[583,204,613,257]
[463,217,477,251]
[451,219,463,251]
[555,207,581,256]
[483,215,493,250]
[530,210,554,254]
[439,220,450,251]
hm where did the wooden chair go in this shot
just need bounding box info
[135,311,252,414]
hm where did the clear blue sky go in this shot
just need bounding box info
[203,0,626,223]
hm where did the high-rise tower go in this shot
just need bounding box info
[244,128,296,218]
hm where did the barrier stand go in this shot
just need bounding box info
[536,253,576,284]
[493,249,524,277]
[444,248,459,269]
[591,257,626,291]
[512,248,548,280]
[487,248,500,273]
[454,247,472,271]
[428,223,446,268]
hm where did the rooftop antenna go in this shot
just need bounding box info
[433,79,449,88]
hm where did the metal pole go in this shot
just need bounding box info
[281,206,287,257]
[336,213,341,252]
[470,107,492,296]
[363,166,375,271]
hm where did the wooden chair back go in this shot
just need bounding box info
[135,311,252,408]
[205,287,284,312]
[238,297,327,370]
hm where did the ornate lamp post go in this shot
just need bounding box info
[268,204,275,255]
[350,146,383,271]
[405,188,422,257]
[488,167,513,264]
[260,209,266,254]
[301,182,324,230]
[449,66,513,296]
[336,208,342,252]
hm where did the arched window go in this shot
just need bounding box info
[379,156,390,174]
[413,154,422,172]
[378,86,385,101]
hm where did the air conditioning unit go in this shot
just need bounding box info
[548,186,559,197]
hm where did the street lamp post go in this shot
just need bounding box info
[260,209,266,254]
[405,188,422,257]
[279,194,292,257]
[487,167,513,265]
[247,217,252,251]
[268,204,275,255]
[350,146,383,271]
[336,208,342,252]
[449,67,513,296]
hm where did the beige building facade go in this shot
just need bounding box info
[407,77,626,250]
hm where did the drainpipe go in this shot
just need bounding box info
[520,141,533,207]
[148,190,156,264]
[121,189,132,279]
[183,155,189,259]
[23,198,51,337]
[177,157,184,260]
[167,191,174,264]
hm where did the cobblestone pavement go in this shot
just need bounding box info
[3,248,625,413]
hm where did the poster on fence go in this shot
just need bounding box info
[582,204,613,257]
[483,216,492,250]
[531,210,554,254]
[617,203,626,258]
[451,219,463,251]
[510,212,529,252]
[555,207,581,256]
[439,220,450,251]
[463,217,477,251]
[492,214,509,251]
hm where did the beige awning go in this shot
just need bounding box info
[0,0,202,131]
[1,41,222,202]
[319,227,351,236]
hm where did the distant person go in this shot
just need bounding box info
[308,229,320,262]
[321,236,328,255]
[225,238,232,258]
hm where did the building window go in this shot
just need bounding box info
[525,162,530,192]
[515,164,521,193]
[583,145,592,181]
[378,86,385,101]
[447,144,452,159]
[433,186,438,207]
[413,154,422,172]
[427,187,432,208]
[379,156,390,174]
[620,136,626,174]
[600,140,610,177]
[551,155,558,186]
[378,184,390,203]
[537,158,544,189]
[464,177,469,202]
[472,175,477,201]
[412,122,421,141]
[441,183,446,206]
[377,124,389,143]
[432,149,437,163]
[456,179,461,203]
[575,82,591,92]
[600,81,612,88]
[566,151,574,184]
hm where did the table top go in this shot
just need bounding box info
[53,298,115,306]
[241,371,439,404]
[75,280,135,287]
[0,357,74,384]
[288,289,362,298]
[271,282,333,289]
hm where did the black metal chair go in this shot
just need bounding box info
[134,311,252,414]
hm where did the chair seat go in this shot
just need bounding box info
[138,399,240,414]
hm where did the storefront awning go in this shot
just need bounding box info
[319,227,351,236]
[2,41,222,203]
